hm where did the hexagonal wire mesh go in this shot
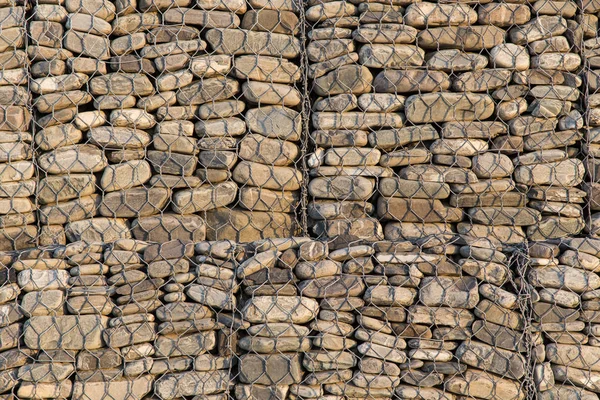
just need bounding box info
[1,0,600,398]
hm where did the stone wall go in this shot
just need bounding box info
[0,0,600,398]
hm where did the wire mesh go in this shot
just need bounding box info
[0,0,598,399]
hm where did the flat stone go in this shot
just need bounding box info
[205,28,300,58]
[98,187,169,218]
[63,30,110,60]
[405,93,494,123]
[377,197,463,223]
[24,315,107,350]
[446,369,524,399]
[456,340,525,379]
[313,65,372,96]
[478,3,530,26]
[205,209,297,241]
[65,218,131,242]
[509,15,568,45]
[514,159,584,186]
[298,275,365,298]
[234,55,300,83]
[420,276,479,308]
[242,81,301,106]
[72,376,153,400]
[242,296,318,323]
[233,161,302,191]
[404,2,476,27]
[172,182,237,214]
[239,353,302,385]
[154,329,215,357]
[245,106,301,141]
[176,77,238,105]
[358,44,424,69]
[373,69,450,93]
[89,73,153,96]
[418,26,505,50]
[241,9,298,34]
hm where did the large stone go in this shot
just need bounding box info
[446,369,524,399]
[89,73,153,96]
[234,55,300,83]
[63,30,110,60]
[238,134,299,166]
[509,16,568,45]
[405,93,494,123]
[155,370,229,399]
[514,159,584,186]
[65,218,131,242]
[24,315,108,350]
[187,284,236,310]
[358,44,424,69]
[373,69,450,93]
[72,376,153,400]
[205,209,298,241]
[456,340,526,379]
[233,161,302,191]
[309,176,374,200]
[37,174,96,204]
[241,9,298,35]
[98,187,170,218]
[529,266,600,293]
[547,344,600,372]
[176,76,238,105]
[313,65,372,96]
[100,160,151,192]
[245,106,301,141]
[162,8,239,28]
[420,276,479,308]
[173,182,237,214]
[404,3,476,27]
[37,144,107,174]
[377,197,463,223]
[417,26,505,50]
[364,286,415,306]
[299,275,365,298]
[205,28,301,58]
[155,331,216,357]
[241,296,318,324]
[239,353,302,385]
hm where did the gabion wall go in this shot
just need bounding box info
[0,0,600,398]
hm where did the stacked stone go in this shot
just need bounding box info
[507,8,586,242]
[236,237,316,399]
[152,239,236,399]
[298,242,367,398]
[58,239,153,398]
[529,238,600,399]
[16,245,75,399]
[306,1,386,244]
[444,237,527,400]
[354,236,528,400]
[30,0,129,248]
[196,0,304,242]
[0,1,35,251]
[140,1,245,245]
